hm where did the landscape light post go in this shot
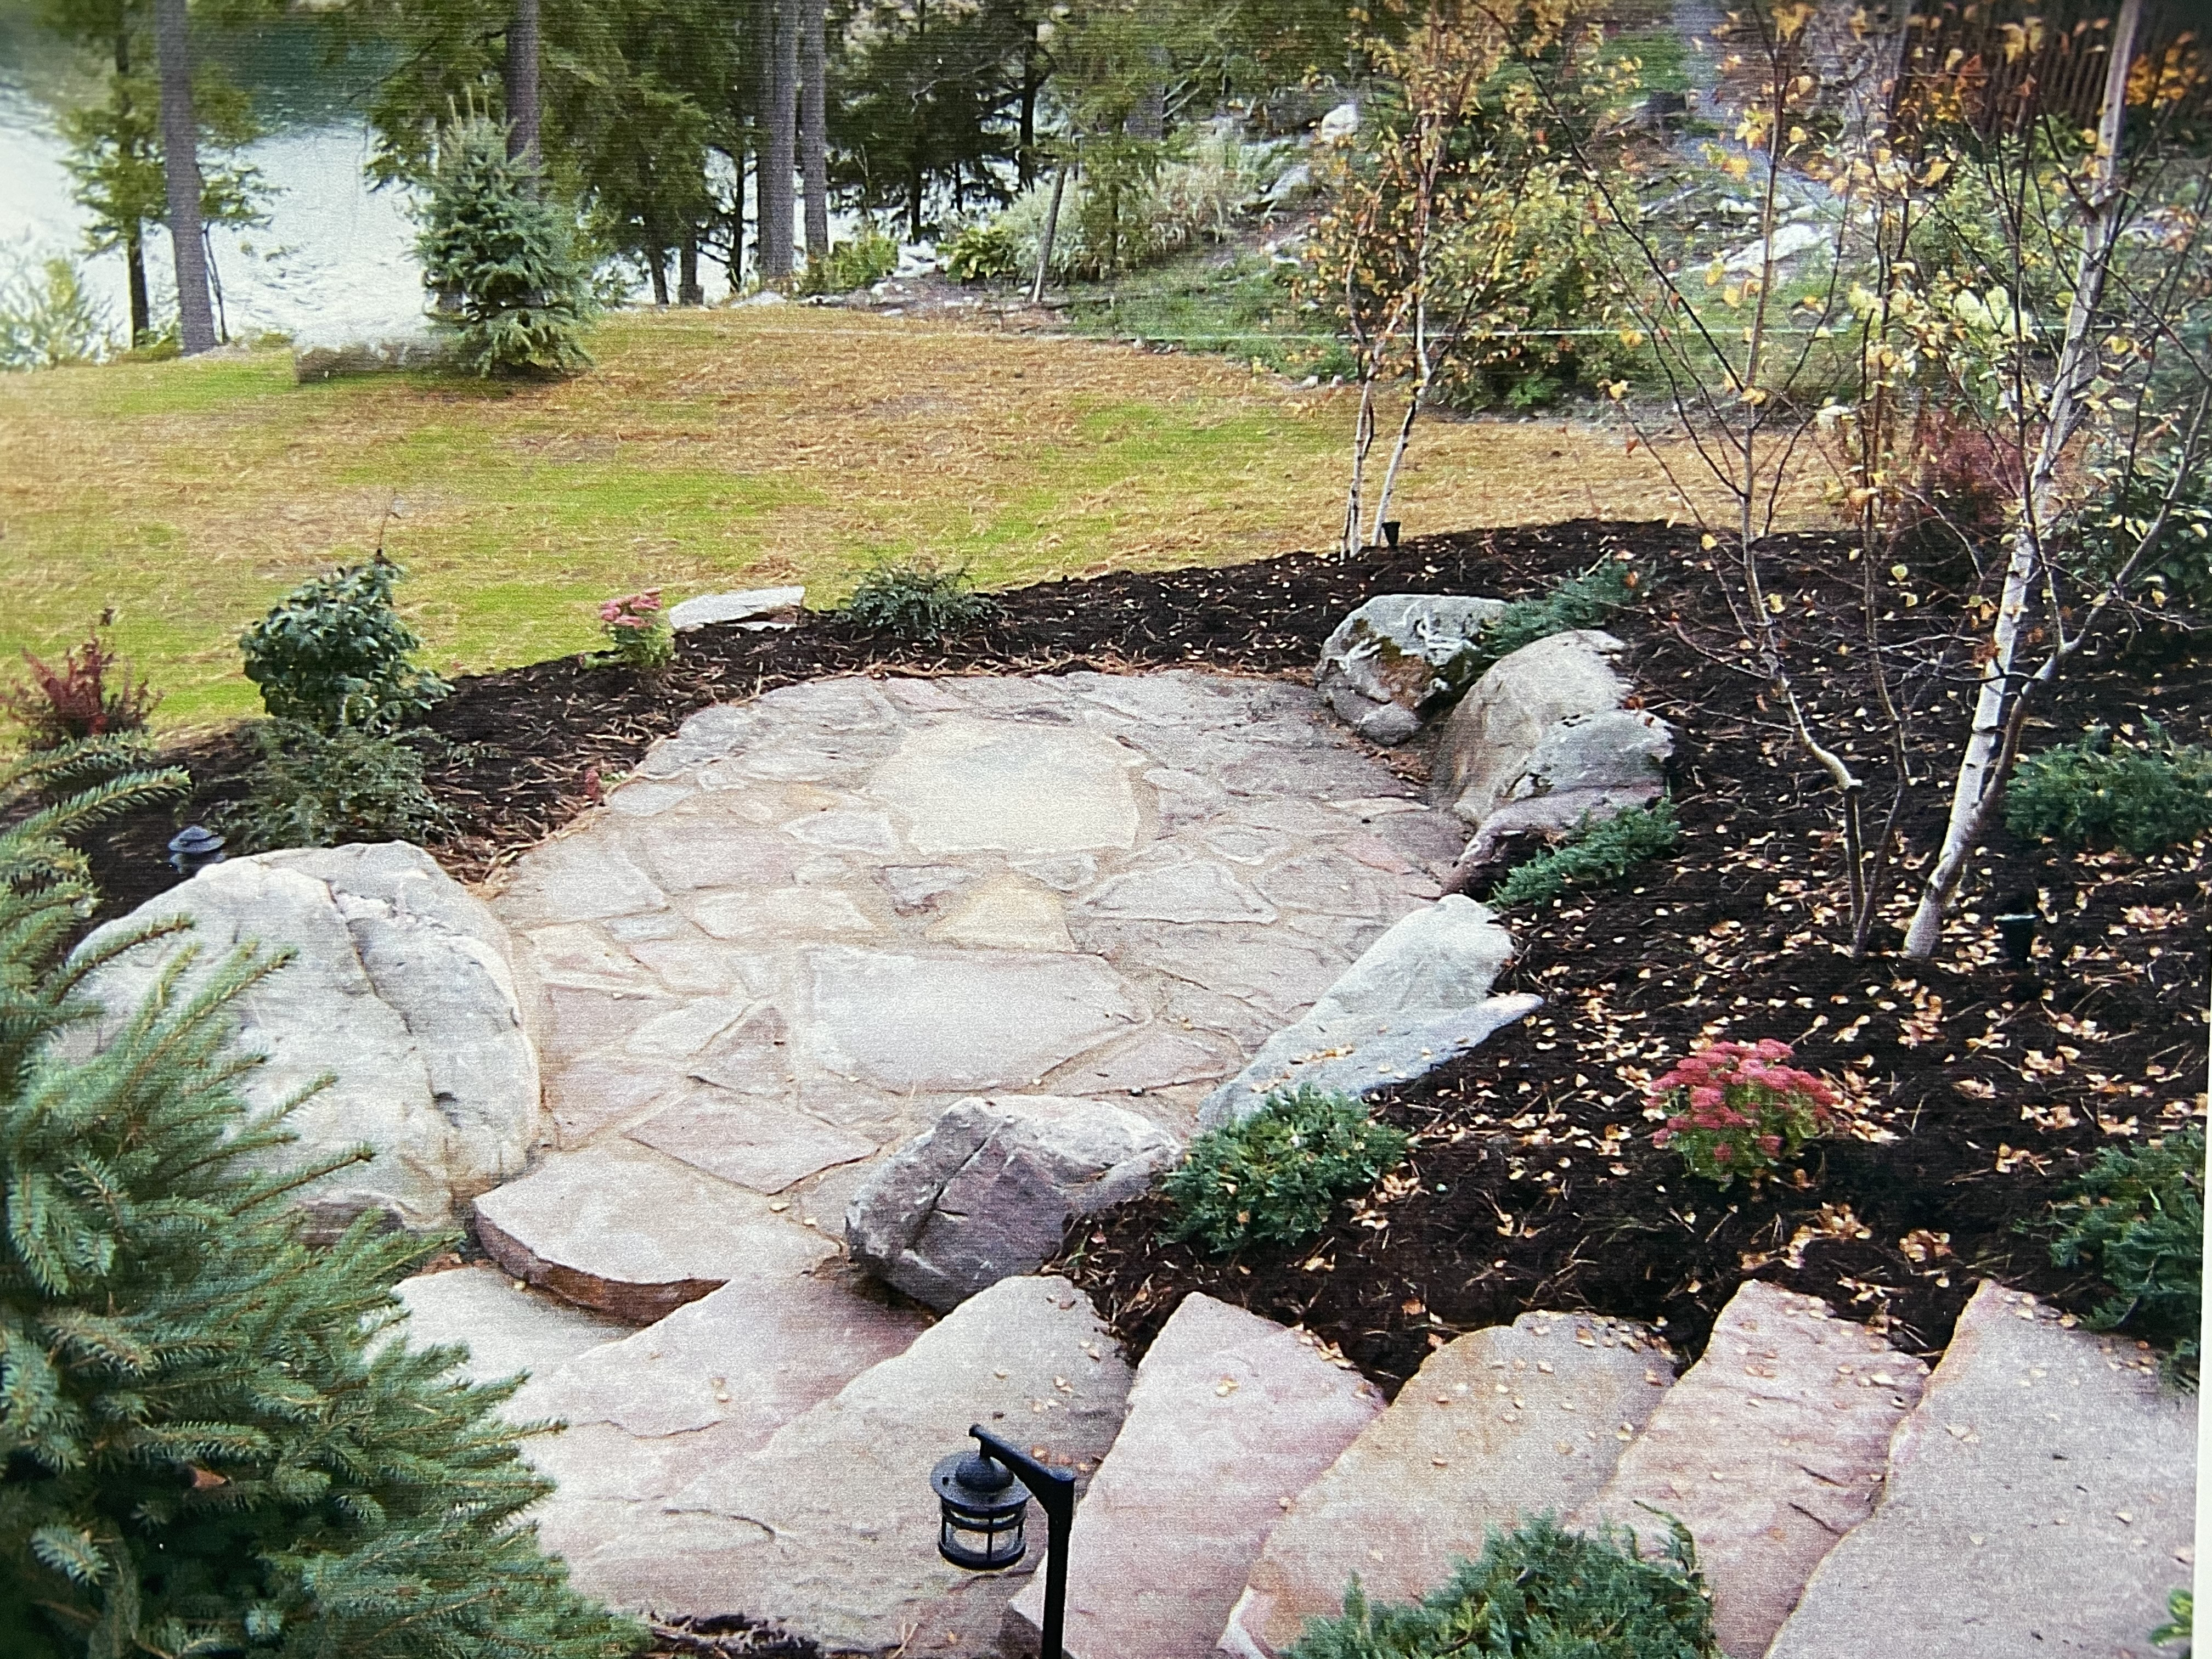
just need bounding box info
[167,825,227,876]
[930,1423,1075,1659]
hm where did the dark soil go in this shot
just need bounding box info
[78,520,2209,1395]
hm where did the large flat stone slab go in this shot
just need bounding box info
[1009,1294,1383,1659]
[1220,1312,1671,1658]
[627,1093,876,1194]
[865,716,1142,854]
[392,1263,628,1395]
[1765,1282,2196,1659]
[582,1276,1133,1654]
[801,946,1143,1092]
[1571,1280,1928,1658]
[472,1142,836,1322]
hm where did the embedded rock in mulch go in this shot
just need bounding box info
[845,1094,1182,1311]
[471,1141,837,1322]
[392,1262,628,1393]
[72,842,540,1234]
[1006,1293,1384,1659]
[1314,594,1506,744]
[1428,630,1674,873]
[1764,1282,2196,1659]
[1220,1312,1670,1658]
[669,586,806,632]
[586,1276,1132,1655]
[1199,896,1541,1130]
[521,1270,930,1581]
[1570,1280,1928,1658]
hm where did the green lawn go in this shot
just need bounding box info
[0,307,1788,729]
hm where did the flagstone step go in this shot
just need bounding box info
[1764,1281,2196,1659]
[1568,1280,1928,1657]
[1006,1293,1385,1659]
[1218,1311,1672,1657]
[471,1140,839,1322]
[558,1274,1134,1655]
[390,1262,630,1395]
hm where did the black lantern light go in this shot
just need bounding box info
[167,825,227,877]
[1994,894,2038,970]
[1381,520,1402,548]
[931,1424,1075,1659]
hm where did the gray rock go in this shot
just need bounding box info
[1765,1282,2196,1659]
[847,1094,1181,1309]
[1008,1294,1384,1659]
[72,843,540,1234]
[631,1275,1133,1654]
[1220,1312,1671,1657]
[292,324,454,382]
[668,585,805,632]
[391,1262,627,1399]
[1315,594,1506,744]
[1430,630,1634,822]
[1200,897,1540,1129]
[1571,1280,1928,1658]
[472,1141,836,1322]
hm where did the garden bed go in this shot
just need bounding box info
[80,520,2208,1390]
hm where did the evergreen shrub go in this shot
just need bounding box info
[417,112,595,378]
[0,881,643,1657]
[842,557,996,641]
[1285,1515,1718,1659]
[1162,1086,1409,1257]
[218,721,456,851]
[1,620,158,749]
[2005,726,2212,857]
[1488,799,1679,907]
[0,253,111,371]
[2049,1126,2203,1383]
[0,738,185,898]
[1471,560,1640,673]
[238,557,450,734]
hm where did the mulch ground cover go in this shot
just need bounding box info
[80,519,2208,1396]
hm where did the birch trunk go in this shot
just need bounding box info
[504,0,541,165]
[1901,0,2142,960]
[1030,165,1066,304]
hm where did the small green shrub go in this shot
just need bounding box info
[1474,560,1641,672]
[239,557,450,734]
[219,721,456,851]
[2005,725,2212,857]
[1648,1039,1840,1189]
[941,221,1024,284]
[416,111,595,378]
[2152,1587,2192,1651]
[799,225,899,295]
[0,252,111,371]
[2049,1127,2203,1383]
[1489,799,1680,907]
[1162,1086,1409,1257]
[842,557,996,641]
[598,588,673,670]
[1286,1515,1718,1659]
[1,618,158,749]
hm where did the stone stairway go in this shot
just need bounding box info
[396,1262,2195,1659]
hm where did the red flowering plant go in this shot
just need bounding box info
[597,588,672,670]
[1649,1039,1839,1188]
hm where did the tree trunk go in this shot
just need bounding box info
[112,26,151,345]
[678,232,703,306]
[1900,0,2143,961]
[799,0,828,259]
[1018,20,1041,188]
[647,247,669,306]
[1029,164,1065,303]
[505,0,541,165]
[153,0,215,356]
[761,0,797,280]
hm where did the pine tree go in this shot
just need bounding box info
[0,862,640,1655]
[416,110,595,378]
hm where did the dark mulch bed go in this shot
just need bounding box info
[81,520,2208,1395]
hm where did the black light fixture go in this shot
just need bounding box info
[1381,520,1401,548]
[1995,906,2038,969]
[167,825,227,876]
[931,1424,1075,1659]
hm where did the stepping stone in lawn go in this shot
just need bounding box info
[1764,1281,2196,1659]
[1220,1311,1669,1658]
[622,1276,1133,1655]
[1007,1293,1384,1659]
[471,1141,835,1322]
[1570,1280,1928,1658]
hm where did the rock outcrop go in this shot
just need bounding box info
[1315,594,1506,744]
[846,1094,1181,1310]
[72,842,541,1234]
